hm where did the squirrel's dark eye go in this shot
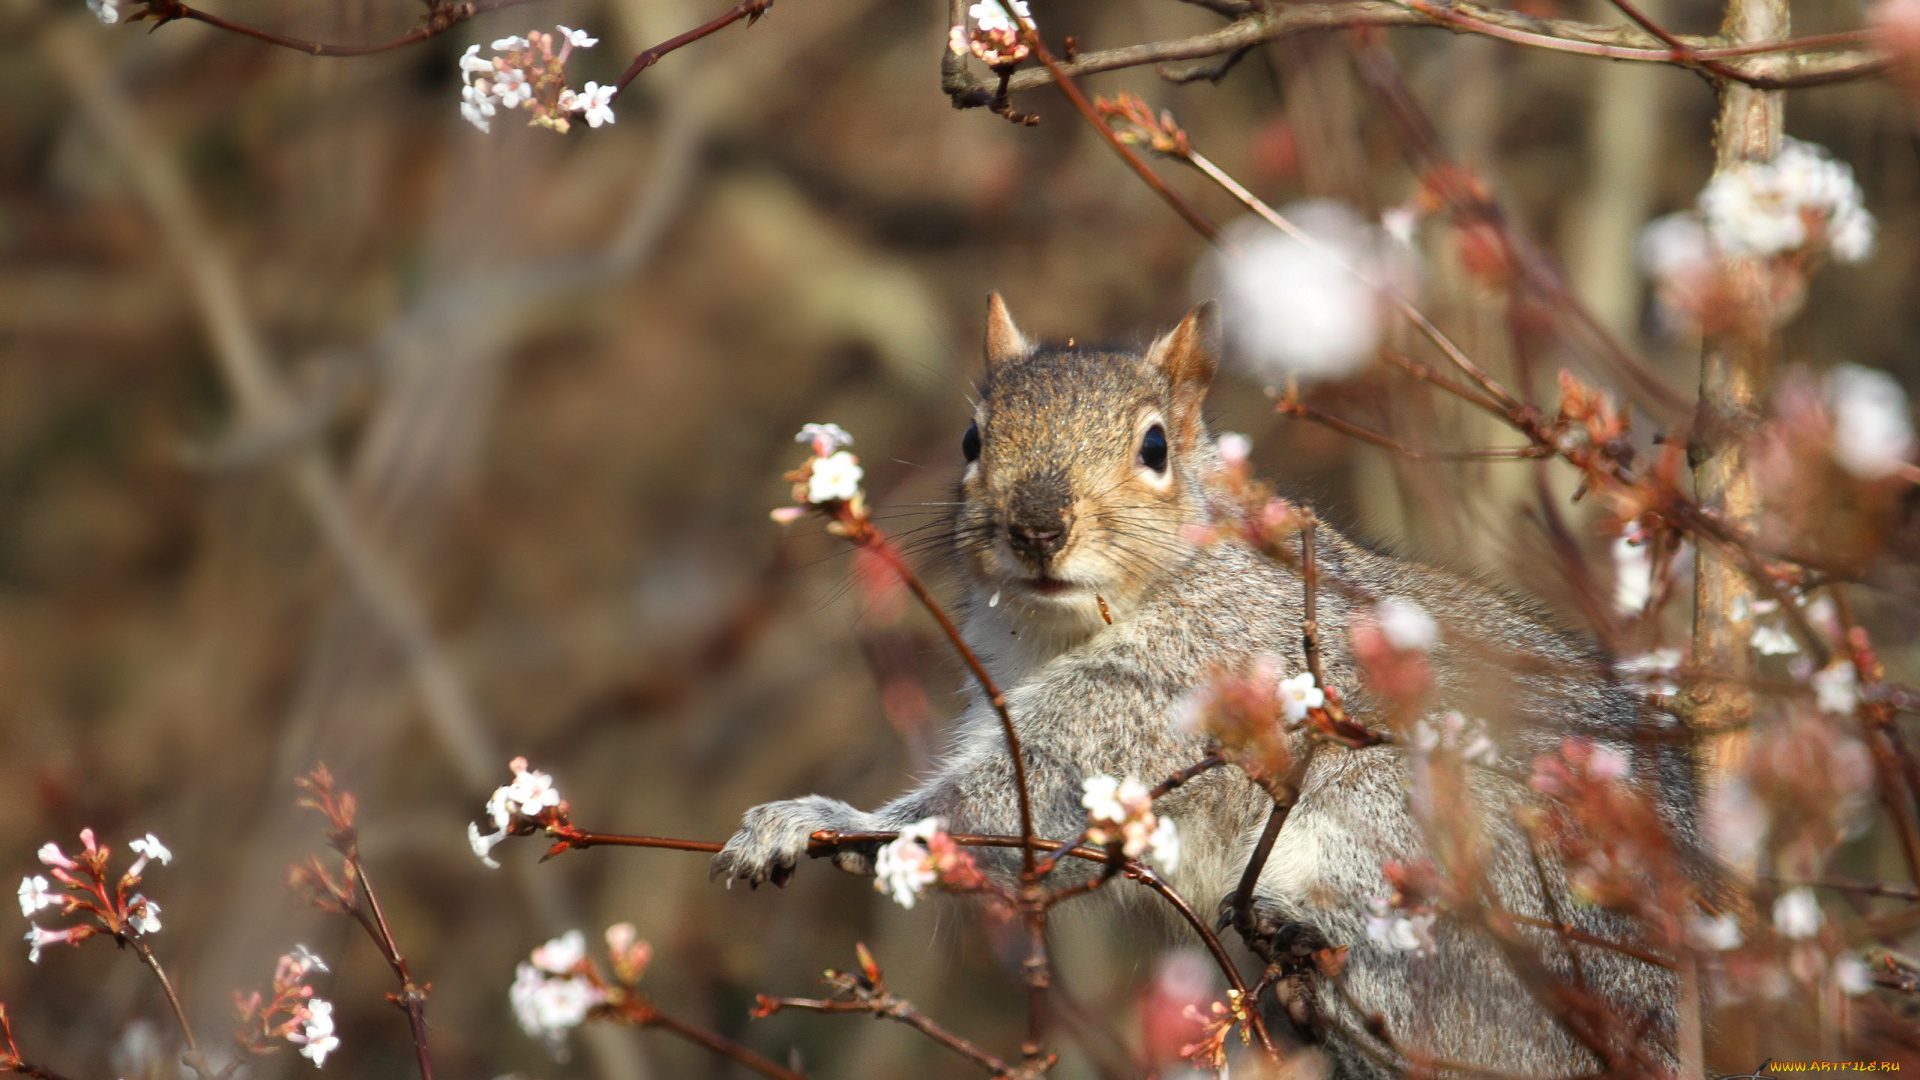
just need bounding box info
[962,422,981,463]
[1139,425,1168,472]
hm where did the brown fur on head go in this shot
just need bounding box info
[955,294,1220,636]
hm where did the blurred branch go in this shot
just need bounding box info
[954,0,1884,104]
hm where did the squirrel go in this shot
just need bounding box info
[712,295,1701,1075]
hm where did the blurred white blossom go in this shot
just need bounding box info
[1688,913,1743,951]
[1203,205,1396,383]
[1836,953,1876,995]
[1811,661,1859,715]
[1701,138,1875,262]
[17,876,55,917]
[874,817,944,909]
[1751,623,1799,656]
[511,953,604,1060]
[1773,888,1824,939]
[1706,778,1770,869]
[531,929,587,974]
[1825,363,1915,479]
[557,25,597,47]
[1376,597,1437,652]
[1411,711,1497,766]
[290,999,339,1067]
[968,0,1029,33]
[1365,899,1436,955]
[1612,536,1653,615]
[1215,432,1251,468]
[24,925,78,964]
[86,0,118,24]
[470,757,564,868]
[1617,648,1683,698]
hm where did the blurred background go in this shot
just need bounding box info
[2,0,1917,1075]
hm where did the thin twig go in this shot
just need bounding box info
[760,995,1017,1077]
[968,1,1884,101]
[1013,15,1221,241]
[612,0,772,96]
[648,1010,810,1080]
[1275,395,1550,461]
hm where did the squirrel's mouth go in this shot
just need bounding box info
[1015,575,1079,597]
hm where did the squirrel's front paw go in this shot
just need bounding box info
[710,796,870,888]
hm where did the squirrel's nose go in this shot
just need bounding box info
[1008,521,1067,563]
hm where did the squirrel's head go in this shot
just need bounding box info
[954,294,1220,632]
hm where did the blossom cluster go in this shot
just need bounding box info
[459,28,615,134]
[235,945,338,1067]
[947,0,1032,67]
[509,925,651,1059]
[872,817,987,909]
[1639,138,1875,334]
[772,422,866,524]
[468,756,566,867]
[1080,775,1181,871]
[19,829,168,964]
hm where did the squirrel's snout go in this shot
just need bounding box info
[1005,469,1074,569]
[1008,520,1067,564]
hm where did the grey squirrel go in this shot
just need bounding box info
[712,295,1699,1075]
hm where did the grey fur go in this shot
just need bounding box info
[712,301,1696,1075]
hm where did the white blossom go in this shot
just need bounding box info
[1587,745,1630,781]
[1277,672,1324,722]
[807,451,863,503]
[968,0,1030,33]
[1617,648,1683,698]
[1376,598,1437,652]
[290,999,340,1067]
[1145,816,1181,872]
[503,757,562,817]
[126,895,161,935]
[556,24,597,48]
[1812,661,1859,715]
[24,925,76,964]
[530,929,587,975]
[491,34,530,51]
[1773,888,1824,939]
[1751,622,1799,656]
[873,817,943,909]
[1612,536,1654,615]
[1687,913,1743,951]
[1638,211,1713,284]
[1706,779,1770,868]
[1082,775,1167,861]
[511,962,603,1059]
[127,834,171,878]
[1826,364,1914,480]
[574,83,616,129]
[1215,432,1251,468]
[797,423,855,456]
[18,876,56,917]
[468,822,510,869]
[1364,899,1436,955]
[87,0,118,24]
[461,83,498,133]
[459,44,493,82]
[37,843,76,871]
[493,67,532,110]
[1204,206,1386,383]
[1836,953,1876,996]
[286,944,329,978]
[1700,138,1875,263]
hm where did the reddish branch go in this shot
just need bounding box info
[293,766,435,1080]
[755,947,1024,1078]
[962,0,1885,103]
[612,0,773,97]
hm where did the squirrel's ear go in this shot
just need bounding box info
[1147,302,1219,444]
[984,292,1031,370]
